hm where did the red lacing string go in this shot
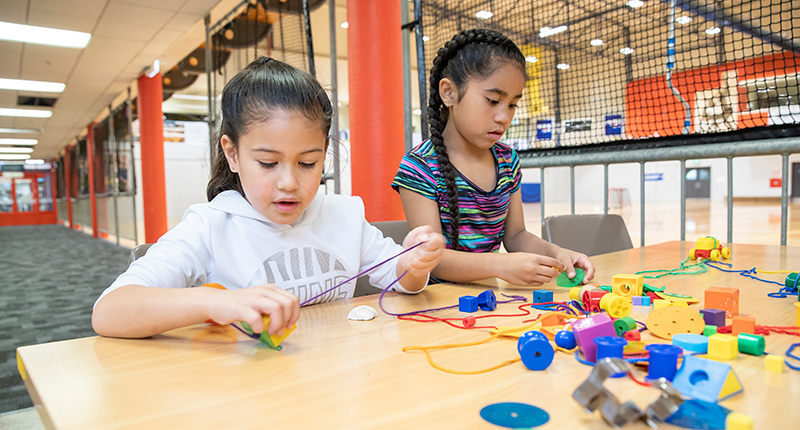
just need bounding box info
[715,324,800,337]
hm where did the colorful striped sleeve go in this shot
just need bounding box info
[392,151,438,201]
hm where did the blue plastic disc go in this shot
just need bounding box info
[664,399,729,429]
[479,402,549,428]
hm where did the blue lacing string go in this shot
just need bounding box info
[704,261,799,298]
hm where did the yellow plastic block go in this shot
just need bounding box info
[795,302,800,327]
[726,412,754,430]
[719,371,743,400]
[612,274,643,298]
[242,315,296,350]
[765,354,784,372]
[16,351,26,380]
[653,299,671,310]
[670,301,689,307]
[708,334,738,361]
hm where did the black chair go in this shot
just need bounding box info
[354,220,410,297]
[541,214,633,257]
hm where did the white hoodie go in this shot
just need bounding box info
[98,190,422,306]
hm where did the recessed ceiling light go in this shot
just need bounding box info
[525,56,539,63]
[626,0,644,8]
[705,27,721,35]
[25,159,45,165]
[340,21,349,29]
[676,16,692,25]
[590,39,604,47]
[0,154,31,160]
[422,36,430,42]
[0,147,33,153]
[0,108,52,118]
[0,78,65,93]
[475,10,493,20]
[0,21,91,48]
[539,26,568,38]
[557,63,570,70]
[0,128,41,134]
[0,138,38,146]
[620,47,634,55]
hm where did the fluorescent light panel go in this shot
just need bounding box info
[0,78,65,92]
[25,159,45,165]
[0,147,33,153]
[0,21,91,48]
[0,138,38,146]
[525,56,539,63]
[475,10,493,20]
[0,108,52,118]
[0,128,41,134]
[676,16,692,25]
[591,39,604,47]
[539,26,567,37]
[0,154,30,160]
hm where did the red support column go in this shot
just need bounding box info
[347,0,405,222]
[137,72,168,243]
[65,146,73,228]
[87,124,98,238]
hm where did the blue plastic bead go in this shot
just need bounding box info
[672,333,709,354]
[518,331,554,371]
[594,336,628,377]
[478,290,498,311]
[533,290,554,304]
[646,344,683,381]
[459,296,479,313]
[554,330,577,350]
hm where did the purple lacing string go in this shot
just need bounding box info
[299,241,426,306]
[231,322,261,339]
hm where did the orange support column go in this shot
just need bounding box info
[137,72,168,243]
[87,124,98,238]
[347,0,404,222]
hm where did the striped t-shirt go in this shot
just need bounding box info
[392,140,522,253]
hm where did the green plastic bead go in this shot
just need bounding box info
[785,272,798,289]
[703,325,717,336]
[614,316,638,336]
[556,268,585,287]
[737,333,765,356]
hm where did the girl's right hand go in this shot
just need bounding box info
[206,284,300,335]
[497,253,566,286]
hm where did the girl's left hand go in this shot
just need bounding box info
[553,248,595,284]
[400,225,445,277]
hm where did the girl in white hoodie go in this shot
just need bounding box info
[92,57,444,339]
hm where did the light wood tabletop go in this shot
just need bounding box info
[16,241,800,429]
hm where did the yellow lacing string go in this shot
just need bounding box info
[402,311,579,375]
[756,268,795,274]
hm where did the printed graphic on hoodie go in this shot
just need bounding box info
[246,246,351,305]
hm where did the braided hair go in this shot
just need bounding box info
[427,29,525,249]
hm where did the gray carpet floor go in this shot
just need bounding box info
[0,225,131,413]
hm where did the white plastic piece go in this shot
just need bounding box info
[348,305,378,321]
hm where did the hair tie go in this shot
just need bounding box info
[258,57,273,65]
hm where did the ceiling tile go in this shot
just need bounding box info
[97,2,173,30]
[83,37,146,63]
[26,9,98,33]
[0,92,18,106]
[93,21,161,43]
[0,42,23,78]
[167,12,203,30]
[29,0,106,20]
[180,0,225,16]
[0,4,28,24]
[112,0,187,12]
[19,44,83,82]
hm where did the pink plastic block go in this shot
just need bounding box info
[571,313,617,362]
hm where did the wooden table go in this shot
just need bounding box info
[17,242,800,429]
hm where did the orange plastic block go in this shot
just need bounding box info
[540,325,563,340]
[540,313,566,327]
[704,287,739,318]
[707,334,738,361]
[731,316,756,335]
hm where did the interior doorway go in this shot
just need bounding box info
[685,167,711,198]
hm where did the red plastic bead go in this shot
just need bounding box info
[624,330,641,341]
[463,316,477,327]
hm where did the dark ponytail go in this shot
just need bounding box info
[207,57,333,201]
[427,29,525,248]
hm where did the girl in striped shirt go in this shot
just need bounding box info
[392,29,594,286]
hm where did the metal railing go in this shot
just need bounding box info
[521,138,800,246]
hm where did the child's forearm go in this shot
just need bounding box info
[503,229,562,257]
[92,285,216,338]
[429,249,506,283]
